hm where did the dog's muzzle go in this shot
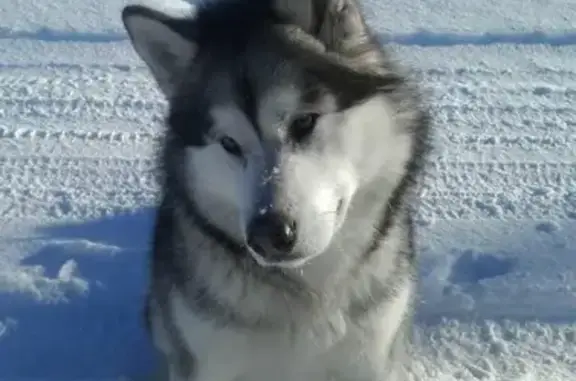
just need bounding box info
[246,209,297,261]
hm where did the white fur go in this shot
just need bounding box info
[185,144,246,241]
[185,104,263,243]
[161,217,415,381]
[250,90,410,268]
[251,86,352,267]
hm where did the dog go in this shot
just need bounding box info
[122,0,431,379]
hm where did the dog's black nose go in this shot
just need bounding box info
[247,210,297,258]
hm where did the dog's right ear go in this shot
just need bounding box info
[272,0,379,64]
[122,5,197,97]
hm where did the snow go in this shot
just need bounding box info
[0,0,575,380]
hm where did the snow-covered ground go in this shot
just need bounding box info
[0,0,575,380]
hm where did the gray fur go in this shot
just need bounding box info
[122,0,431,380]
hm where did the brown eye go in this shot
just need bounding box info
[289,113,320,143]
[220,136,243,157]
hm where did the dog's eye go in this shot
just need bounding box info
[289,113,320,143]
[220,136,243,157]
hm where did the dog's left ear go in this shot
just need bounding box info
[122,5,197,97]
[273,0,375,57]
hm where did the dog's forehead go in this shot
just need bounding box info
[169,37,340,143]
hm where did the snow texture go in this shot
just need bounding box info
[0,0,575,380]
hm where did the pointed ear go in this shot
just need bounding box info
[122,5,197,97]
[273,0,376,59]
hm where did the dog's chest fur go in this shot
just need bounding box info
[147,212,414,380]
[145,205,415,381]
[151,279,412,381]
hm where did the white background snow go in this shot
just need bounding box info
[0,0,575,379]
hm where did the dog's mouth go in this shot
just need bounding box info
[245,245,312,269]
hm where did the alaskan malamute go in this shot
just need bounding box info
[122,0,430,379]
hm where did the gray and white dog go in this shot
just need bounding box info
[122,0,430,380]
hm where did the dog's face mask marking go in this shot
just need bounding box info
[172,59,361,269]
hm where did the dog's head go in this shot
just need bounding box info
[123,0,417,268]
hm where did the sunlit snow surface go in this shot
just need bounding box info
[0,0,575,380]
